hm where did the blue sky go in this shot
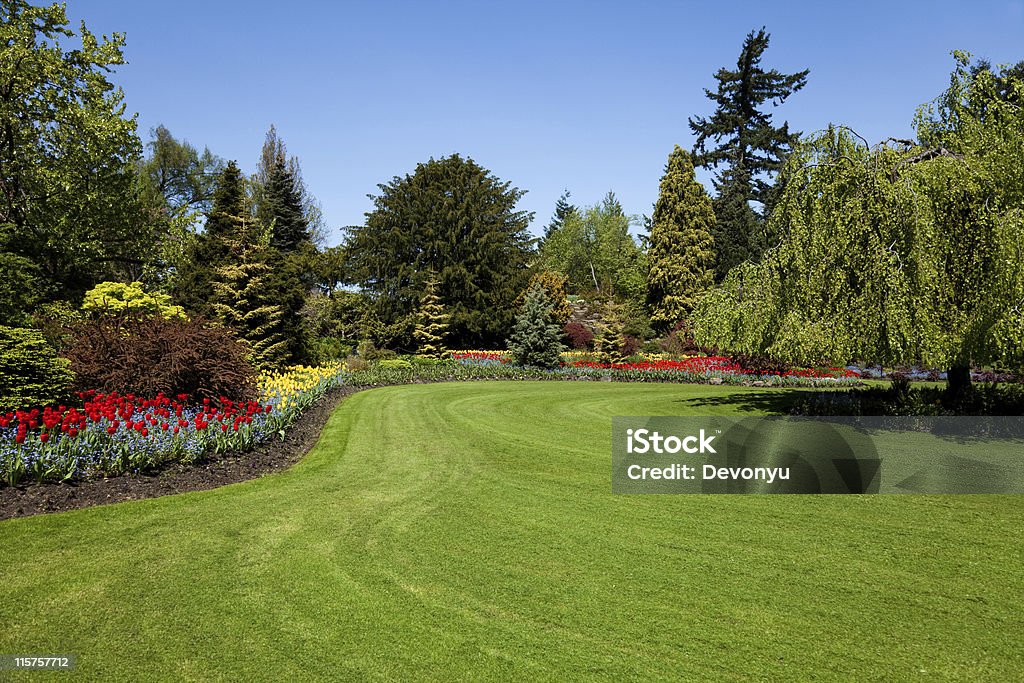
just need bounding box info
[68,1,1024,246]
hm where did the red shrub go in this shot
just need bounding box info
[63,314,257,403]
[563,321,594,350]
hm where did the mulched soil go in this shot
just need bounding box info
[0,386,361,522]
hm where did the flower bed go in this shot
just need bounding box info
[449,351,859,382]
[1,363,345,486]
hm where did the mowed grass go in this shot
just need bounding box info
[1,382,1022,681]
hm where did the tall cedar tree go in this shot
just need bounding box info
[346,154,534,349]
[646,146,716,333]
[689,27,808,279]
[413,275,449,358]
[173,161,246,317]
[508,283,565,369]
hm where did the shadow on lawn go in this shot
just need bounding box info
[674,389,808,415]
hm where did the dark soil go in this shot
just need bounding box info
[0,386,360,522]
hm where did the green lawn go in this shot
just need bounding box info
[1,382,1022,681]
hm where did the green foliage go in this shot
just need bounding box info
[508,283,565,369]
[693,56,1024,385]
[83,281,186,319]
[0,1,152,313]
[259,148,311,253]
[378,358,414,371]
[595,305,628,365]
[646,146,716,332]
[539,192,647,302]
[301,290,366,362]
[413,275,449,358]
[542,189,578,241]
[210,229,290,370]
[346,154,534,348]
[516,271,573,326]
[0,326,74,411]
[689,27,809,276]
[173,161,249,316]
[135,125,225,290]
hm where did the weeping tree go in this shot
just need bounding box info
[692,54,1024,401]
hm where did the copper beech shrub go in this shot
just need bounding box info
[63,314,257,403]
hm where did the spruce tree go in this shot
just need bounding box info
[173,161,245,316]
[646,146,716,333]
[414,275,449,358]
[688,27,808,277]
[211,249,290,369]
[253,133,314,365]
[508,283,565,370]
[260,151,311,253]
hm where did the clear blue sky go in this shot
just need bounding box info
[68,0,1024,246]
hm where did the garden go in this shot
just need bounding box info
[2,2,1023,680]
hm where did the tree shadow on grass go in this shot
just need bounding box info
[674,389,809,415]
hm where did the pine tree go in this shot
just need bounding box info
[689,27,808,277]
[646,146,716,333]
[173,161,246,316]
[414,275,449,358]
[508,283,565,369]
[211,256,290,369]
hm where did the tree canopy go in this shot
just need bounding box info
[0,0,148,322]
[345,154,534,349]
[646,146,716,333]
[689,27,808,278]
[692,54,1024,393]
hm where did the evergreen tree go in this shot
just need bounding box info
[516,271,573,326]
[210,239,289,369]
[260,150,311,253]
[689,27,808,276]
[646,146,716,333]
[595,304,627,365]
[346,154,534,348]
[542,190,577,240]
[173,161,246,316]
[508,283,565,369]
[413,275,449,358]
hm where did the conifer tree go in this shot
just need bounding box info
[646,146,717,332]
[595,306,627,365]
[211,244,289,369]
[346,154,533,348]
[508,283,565,369]
[689,27,808,277]
[414,275,449,358]
[542,190,577,240]
[173,161,245,316]
[259,150,311,253]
